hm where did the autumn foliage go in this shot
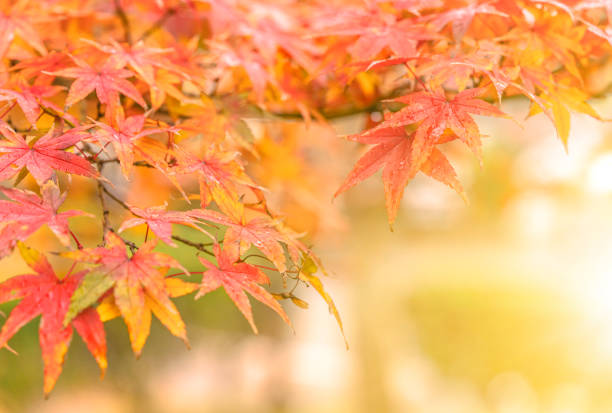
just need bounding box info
[0,0,609,395]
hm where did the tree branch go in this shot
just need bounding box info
[97,158,155,168]
[102,185,215,256]
[114,0,132,44]
[96,179,111,243]
[101,184,132,212]
[139,7,177,41]
[171,235,215,257]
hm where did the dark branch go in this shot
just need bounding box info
[96,179,111,242]
[171,235,215,257]
[139,7,177,41]
[114,0,132,44]
[97,158,155,168]
[101,184,132,212]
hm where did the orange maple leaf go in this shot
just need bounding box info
[370,88,507,176]
[63,232,190,356]
[335,126,465,225]
[47,56,146,109]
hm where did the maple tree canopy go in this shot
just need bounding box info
[0,0,609,395]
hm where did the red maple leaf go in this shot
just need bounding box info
[425,2,508,39]
[190,196,294,273]
[63,231,190,356]
[47,56,146,109]
[0,181,90,257]
[369,88,507,176]
[11,52,71,82]
[0,243,106,396]
[335,126,466,225]
[375,0,443,15]
[118,203,213,247]
[316,10,438,60]
[0,81,75,126]
[82,39,173,85]
[0,121,98,183]
[174,145,259,208]
[0,0,46,58]
[209,40,271,100]
[197,243,291,333]
[90,110,174,178]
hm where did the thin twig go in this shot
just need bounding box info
[171,235,215,257]
[96,183,139,252]
[239,253,273,264]
[102,183,216,256]
[97,158,155,168]
[0,102,16,119]
[167,271,204,278]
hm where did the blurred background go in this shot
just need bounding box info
[3,95,612,413]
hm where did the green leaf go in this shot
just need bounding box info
[63,271,115,326]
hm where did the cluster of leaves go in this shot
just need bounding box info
[328,0,611,225]
[0,0,609,395]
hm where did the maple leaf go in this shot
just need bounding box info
[148,69,191,110]
[528,81,602,147]
[190,195,295,273]
[249,18,322,73]
[335,126,465,225]
[63,231,189,356]
[378,0,443,15]
[0,81,73,126]
[118,203,213,247]
[0,87,40,125]
[96,277,199,323]
[425,1,508,40]
[196,243,291,333]
[416,41,510,95]
[47,56,146,109]
[174,144,259,208]
[206,0,321,72]
[0,181,90,257]
[0,243,106,396]
[90,110,174,178]
[316,10,438,60]
[0,0,46,58]
[0,121,98,183]
[10,52,71,82]
[209,40,272,101]
[82,39,173,86]
[371,88,507,176]
[516,7,587,80]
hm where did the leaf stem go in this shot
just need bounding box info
[0,102,16,119]
[69,230,83,249]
